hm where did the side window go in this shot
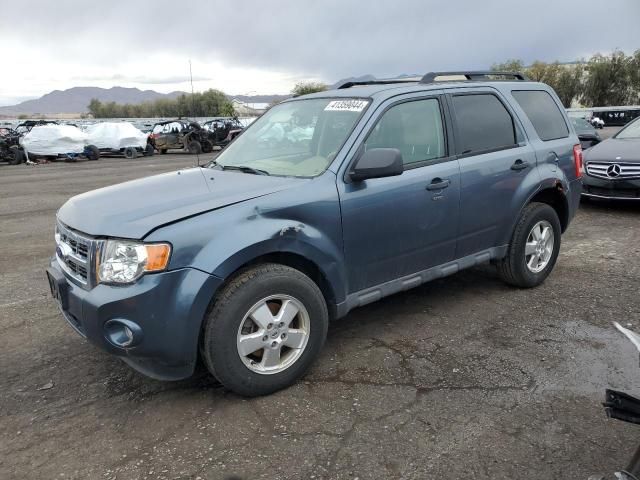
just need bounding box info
[451,94,517,155]
[512,90,569,141]
[364,98,446,166]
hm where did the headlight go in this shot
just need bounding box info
[98,240,171,284]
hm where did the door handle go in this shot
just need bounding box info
[426,178,450,190]
[510,159,529,171]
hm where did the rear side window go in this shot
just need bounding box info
[512,90,569,141]
[451,94,516,155]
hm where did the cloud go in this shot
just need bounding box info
[72,74,213,85]
[0,0,639,103]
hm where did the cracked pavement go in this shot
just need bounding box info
[1,153,639,479]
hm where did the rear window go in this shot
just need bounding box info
[451,94,517,155]
[512,90,569,141]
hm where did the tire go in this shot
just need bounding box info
[144,144,155,156]
[187,140,202,154]
[124,147,136,159]
[159,148,168,155]
[201,140,213,154]
[8,146,24,165]
[201,263,328,397]
[86,145,100,161]
[497,202,562,288]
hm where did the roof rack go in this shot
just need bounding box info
[420,71,529,84]
[337,77,421,89]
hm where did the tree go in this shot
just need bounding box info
[88,98,103,118]
[220,102,236,117]
[581,50,633,107]
[628,49,640,104]
[491,59,525,73]
[554,64,584,107]
[85,89,238,118]
[292,81,328,97]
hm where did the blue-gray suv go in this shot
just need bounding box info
[47,71,583,396]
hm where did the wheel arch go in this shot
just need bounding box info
[528,182,569,232]
[210,249,341,318]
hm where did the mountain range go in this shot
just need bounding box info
[0,75,411,116]
[0,87,290,116]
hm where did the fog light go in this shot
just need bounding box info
[104,319,142,348]
[122,326,134,347]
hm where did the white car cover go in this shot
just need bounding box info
[85,122,148,149]
[20,124,89,155]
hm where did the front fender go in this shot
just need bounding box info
[211,234,346,305]
[145,172,346,304]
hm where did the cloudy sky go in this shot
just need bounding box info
[1,0,639,106]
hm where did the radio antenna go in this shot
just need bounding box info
[189,59,200,167]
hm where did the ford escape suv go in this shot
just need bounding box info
[47,71,583,396]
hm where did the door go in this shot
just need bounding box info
[165,122,182,149]
[510,89,575,181]
[338,95,461,293]
[447,89,538,257]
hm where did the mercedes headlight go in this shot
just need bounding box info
[98,240,171,284]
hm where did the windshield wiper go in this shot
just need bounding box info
[208,161,270,175]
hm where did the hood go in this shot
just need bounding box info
[58,167,305,238]
[585,138,640,163]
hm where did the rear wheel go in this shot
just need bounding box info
[497,202,561,288]
[144,144,155,156]
[187,140,202,154]
[201,263,328,397]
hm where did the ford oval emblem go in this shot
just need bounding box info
[56,242,72,260]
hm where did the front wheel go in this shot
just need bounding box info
[86,145,100,161]
[201,264,328,397]
[201,140,213,153]
[8,146,24,165]
[123,146,137,159]
[497,202,561,288]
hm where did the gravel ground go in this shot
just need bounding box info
[1,152,639,480]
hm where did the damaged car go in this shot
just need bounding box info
[20,124,100,161]
[149,120,213,154]
[202,117,244,149]
[0,127,24,165]
[47,71,582,397]
[85,122,154,159]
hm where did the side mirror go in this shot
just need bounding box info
[349,148,404,182]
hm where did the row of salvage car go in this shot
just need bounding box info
[0,117,245,164]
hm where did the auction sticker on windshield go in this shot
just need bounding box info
[324,100,368,112]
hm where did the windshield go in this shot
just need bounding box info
[571,117,592,131]
[616,118,640,139]
[212,98,369,177]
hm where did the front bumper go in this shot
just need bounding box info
[582,175,640,200]
[48,257,222,380]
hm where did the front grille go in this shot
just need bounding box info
[55,221,94,286]
[586,161,640,180]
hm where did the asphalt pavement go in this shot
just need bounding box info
[1,153,639,479]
